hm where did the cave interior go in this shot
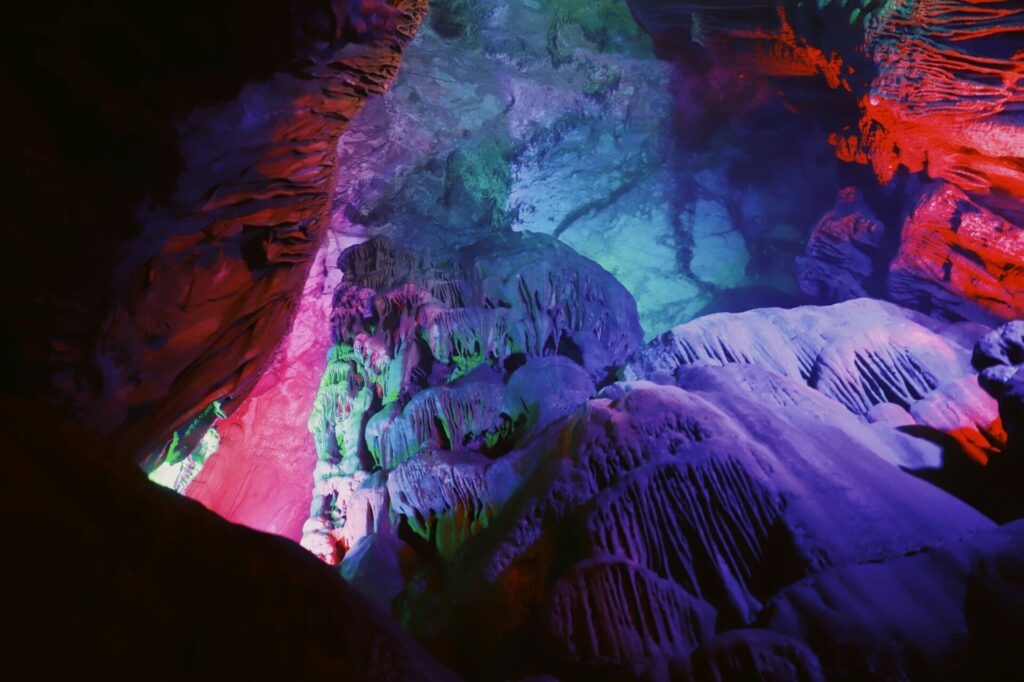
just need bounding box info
[5,1,1024,680]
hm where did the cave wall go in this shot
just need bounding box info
[7,1,1024,680]
[3,0,428,464]
[627,0,1024,324]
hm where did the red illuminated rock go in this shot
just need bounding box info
[889,182,1024,324]
[3,396,456,681]
[840,1,1024,199]
[185,246,336,540]
[5,0,428,465]
[629,0,1024,324]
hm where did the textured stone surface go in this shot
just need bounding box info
[400,368,990,678]
[796,187,885,302]
[889,183,1024,324]
[5,0,428,464]
[186,243,337,539]
[10,3,1024,680]
[300,233,640,565]
[684,629,825,682]
[628,0,1024,325]
[318,0,829,339]
[545,558,717,667]
[625,299,1006,466]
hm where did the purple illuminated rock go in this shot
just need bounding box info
[303,232,635,564]
[387,449,517,560]
[684,628,825,682]
[339,533,421,612]
[340,233,644,383]
[401,367,991,678]
[626,299,1004,465]
[970,321,1024,516]
[796,187,884,303]
[545,558,717,667]
[758,520,1024,681]
[974,320,1024,451]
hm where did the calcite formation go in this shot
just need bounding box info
[8,2,1024,680]
[286,238,1016,679]
[626,298,1005,464]
[300,233,642,564]
[398,361,993,678]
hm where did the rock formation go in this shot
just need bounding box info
[4,0,428,462]
[7,2,1024,680]
[300,233,642,563]
[397,363,993,679]
[629,0,1024,325]
[3,395,456,681]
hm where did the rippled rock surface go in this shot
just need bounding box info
[11,2,1024,680]
[627,298,1005,465]
[399,366,991,679]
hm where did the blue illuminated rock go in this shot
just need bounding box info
[400,366,991,677]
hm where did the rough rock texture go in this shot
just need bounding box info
[12,3,1024,680]
[683,629,825,682]
[889,183,1024,324]
[315,0,833,339]
[844,1,1024,199]
[796,187,885,302]
[545,558,717,668]
[399,367,991,679]
[969,321,1024,519]
[3,396,456,681]
[188,0,889,547]
[627,0,1024,325]
[300,233,640,564]
[974,320,1024,451]
[626,298,1005,466]
[186,244,338,539]
[4,0,428,463]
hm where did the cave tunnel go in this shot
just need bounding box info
[5,0,1024,679]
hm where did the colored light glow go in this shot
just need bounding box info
[149,426,221,492]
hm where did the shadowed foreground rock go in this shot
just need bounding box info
[2,396,457,681]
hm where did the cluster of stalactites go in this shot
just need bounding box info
[299,234,641,564]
